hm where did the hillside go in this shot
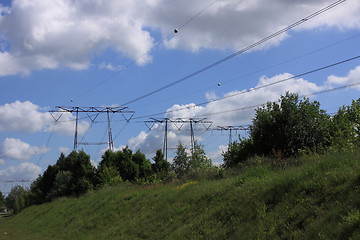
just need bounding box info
[0,151,359,240]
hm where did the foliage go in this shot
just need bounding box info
[189,141,212,170]
[223,94,360,167]
[99,147,155,183]
[1,151,360,239]
[97,165,123,187]
[5,186,30,214]
[251,92,331,157]
[172,142,189,178]
[0,191,5,207]
[330,98,360,150]
[47,171,73,199]
[30,150,95,203]
[172,142,213,179]
[152,149,171,181]
[223,137,254,168]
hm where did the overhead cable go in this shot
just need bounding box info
[131,53,360,120]
[122,0,346,106]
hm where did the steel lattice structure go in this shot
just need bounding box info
[49,106,134,151]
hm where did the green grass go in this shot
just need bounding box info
[0,151,359,239]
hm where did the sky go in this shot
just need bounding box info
[1,0,360,194]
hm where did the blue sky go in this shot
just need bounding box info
[1,0,360,194]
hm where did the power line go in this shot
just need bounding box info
[131,53,360,120]
[133,31,360,108]
[130,32,360,110]
[122,0,346,106]
[195,81,360,117]
[72,0,219,102]
[49,106,134,151]
[176,0,219,32]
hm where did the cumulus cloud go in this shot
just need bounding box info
[0,162,42,181]
[0,138,48,160]
[150,0,360,51]
[99,62,125,71]
[0,101,50,133]
[58,147,70,154]
[1,0,359,76]
[208,145,228,166]
[127,71,325,156]
[0,0,154,76]
[0,100,89,135]
[326,65,360,90]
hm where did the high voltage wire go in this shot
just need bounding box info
[55,53,360,123]
[122,0,346,106]
[72,0,219,102]
[130,53,360,120]
[195,81,360,117]
[130,32,360,109]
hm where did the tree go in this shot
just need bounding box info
[223,138,254,168]
[132,150,153,180]
[152,149,170,174]
[330,98,360,150]
[97,165,123,187]
[0,191,5,208]
[251,92,331,157]
[99,147,139,182]
[47,171,73,199]
[172,143,189,178]
[30,151,96,202]
[5,186,29,214]
[30,164,59,203]
[189,141,212,170]
[57,150,95,196]
[152,149,171,181]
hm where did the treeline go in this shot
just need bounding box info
[2,142,219,213]
[3,93,359,214]
[223,93,360,167]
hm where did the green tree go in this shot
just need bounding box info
[223,137,254,168]
[152,149,171,181]
[99,147,139,182]
[330,98,360,150]
[152,150,170,174]
[30,151,96,202]
[47,171,73,199]
[30,164,59,203]
[0,191,5,208]
[97,165,123,187]
[189,141,212,170]
[251,92,331,157]
[132,150,153,180]
[172,143,189,178]
[5,185,29,214]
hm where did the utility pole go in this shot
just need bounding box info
[214,125,250,144]
[50,106,134,151]
[145,117,212,159]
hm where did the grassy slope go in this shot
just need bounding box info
[0,151,360,240]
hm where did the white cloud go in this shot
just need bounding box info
[58,147,70,154]
[99,62,125,71]
[0,0,154,76]
[126,72,325,156]
[0,100,90,135]
[0,162,41,181]
[0,138,48,160]
[208,145,228,165]
[1,0,359,76]
[326,65,360,90]
[0,159,4,165]
[150,0,360,51]
[0,101,50,133]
